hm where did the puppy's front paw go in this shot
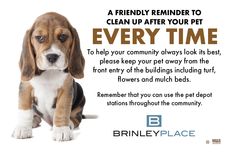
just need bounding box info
[12,126,32,139]
[52,126,73,141]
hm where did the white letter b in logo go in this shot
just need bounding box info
[147,115,162,127]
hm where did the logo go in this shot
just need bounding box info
[146,115,162,127]
[112,114,196,137]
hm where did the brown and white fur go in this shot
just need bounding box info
[12,12,85,141]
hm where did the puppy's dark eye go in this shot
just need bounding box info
[35,35,46,43]
[58,34,68,43]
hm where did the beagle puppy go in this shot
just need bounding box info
[12,12,85,141]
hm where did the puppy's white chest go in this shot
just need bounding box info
[30,70,68,122]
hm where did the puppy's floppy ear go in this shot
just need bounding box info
[19,30,36,81]
[68,28,85,79]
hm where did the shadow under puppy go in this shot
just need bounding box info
[12,12,85,141]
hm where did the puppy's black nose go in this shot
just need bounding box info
[46,54,59,63]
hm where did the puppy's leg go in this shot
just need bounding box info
[70,96,85,129]
[70,82,85,129]
[52,76,73,141]
[12,82,33,139]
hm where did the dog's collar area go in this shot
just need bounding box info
[34,68,68,76]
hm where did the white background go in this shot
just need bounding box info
[0,0,235,151]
